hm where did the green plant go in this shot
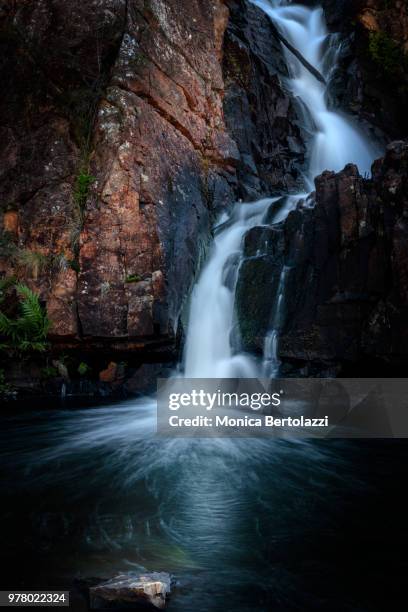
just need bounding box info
[70,168,94,261]
[0,276,16,304]
[52,253,69,272]
[68,259,80,274]
[62,87,101,149]
[78,361,91,376]
[125,274,142,284]
[0,284,50,353]
[74,170,95,208]
[368,31,405,78]
[14,250,70,278]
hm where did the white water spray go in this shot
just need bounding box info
[183,0,380,379]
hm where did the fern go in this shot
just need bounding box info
[0,284,50,353]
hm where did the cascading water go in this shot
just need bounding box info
[183,197,294,378]
[0,6,403,611]
[183,0,380,379]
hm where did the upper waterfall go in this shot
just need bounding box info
[250,0,379,181]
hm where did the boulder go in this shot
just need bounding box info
[89,572,171,610]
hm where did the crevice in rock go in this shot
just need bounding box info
[116,82,204,154]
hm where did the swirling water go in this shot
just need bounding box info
[0,3,404,611]
[1,404,406,610]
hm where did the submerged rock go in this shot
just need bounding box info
[89,572,171,610]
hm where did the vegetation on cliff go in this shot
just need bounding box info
[0,282,49,353]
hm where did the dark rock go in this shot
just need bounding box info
[125,363,168,395]
[223,0,307,199]
[319,0,408,140]
[89,572,171,610]
[235,141,408,372]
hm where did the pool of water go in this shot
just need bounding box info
[0,400,406,611]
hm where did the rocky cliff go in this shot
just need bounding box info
[0,0,306,391]
[236,141,408,374]
[0,0,240,377]
[234,0,408,375]
[223,0,307,199]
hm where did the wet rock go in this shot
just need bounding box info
[235,254,283,353]
[89,572,171,610]
[235,141,408,372]
[222,0,307,198]
[125,363,168,395]
[320,0,408,140]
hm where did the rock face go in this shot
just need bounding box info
[319,0,408,140]
[235,141,408,373]
[0,0,238,358]
[78,0,239,343]
[223,0,307,199]
[0,0,307,381]
[89,572,171,610]
[0,0,128,340]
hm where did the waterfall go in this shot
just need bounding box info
[183,0,380,379]
[251,0,379,181]
[184,198,278,378]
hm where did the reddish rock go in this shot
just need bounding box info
[77,0,239,340]
[99,362,118,384]
[3,210,18,235]
[0,0,237,352]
